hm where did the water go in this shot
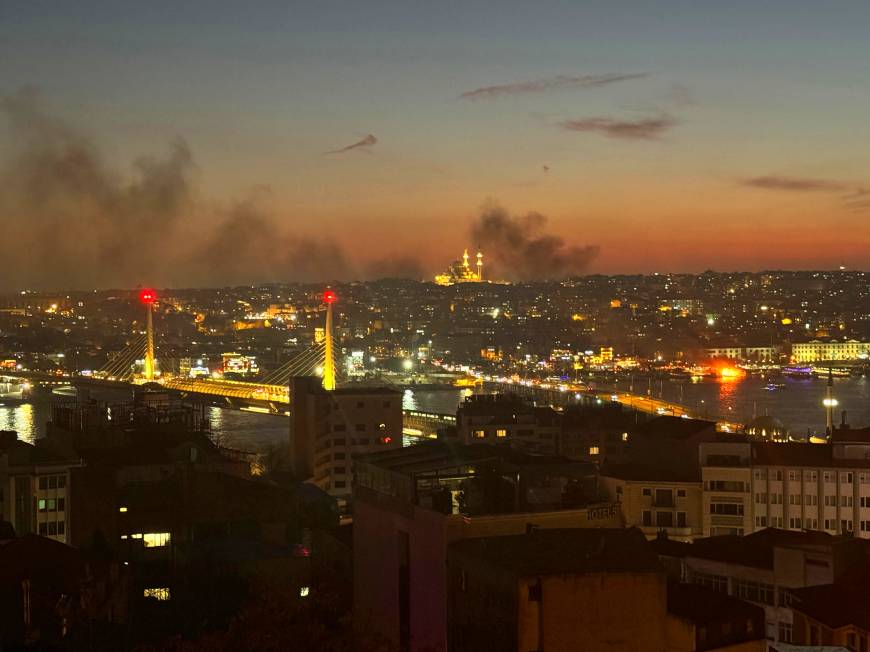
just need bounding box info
[3,378,867,451]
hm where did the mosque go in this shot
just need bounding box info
[434,249,485,286]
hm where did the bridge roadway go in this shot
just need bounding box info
[2,369,741,432]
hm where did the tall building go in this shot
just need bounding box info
[289,376,402,504]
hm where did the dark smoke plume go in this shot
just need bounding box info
[469,202,599,281]
[0,89,417,290]
[0,87,193,289]
[363,256,424,281]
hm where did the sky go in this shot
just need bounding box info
[1,0,869,289]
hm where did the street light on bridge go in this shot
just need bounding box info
[139,288,157,382]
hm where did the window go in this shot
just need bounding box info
[789,494,802,505]
[778,622,793,643]
[861,521,870,532]
[735,580,775,605]
[771,470,783,481]
[755,516,767,527]
[842,519,853,532]
[496,429,507,438]
[334,453,346,460]
[805,494,817,505]
[860,473,870,484]
[825,495,836,507]
[789,470,799,481]
[57,498,65,512]
[789,517,802,529]
[842,472,854,484]
[48,476,57,489]
[334,466,346,475]
[334,480,346,489]
[805,471,817,482]
[621,432,629,442]
[677,512,687,528]
[824,471,834,483]
[299,586,310,598]
[588,446,600,455]
[38,522,48,535]
[473,429,486,439]
[143,587,170,601]
[48,522,57,535]
[842,495,853,507]
[656,511,674,528]
[333,423,346,432]
[677,489,686,498]
[57,521,65,535]
[688,571,728,593]
[39,477,48,490]
[755,492,767,503]
[825,519,836,531]
[143,532,171,548]
[754,469,766,481]
[642,488,652,497]
[711,503,744,515]
[38,499,47,512]
[642,510,652,526]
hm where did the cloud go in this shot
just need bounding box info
[469,201,599,281]
[741,175,849,193]
[558,114,676,140]
[327,134,377,154]
[459,73,647,100]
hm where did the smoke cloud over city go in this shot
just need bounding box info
[0,89,416,290]
[469,202,600,281]
[0,90,597,290]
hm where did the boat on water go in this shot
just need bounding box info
[764,382,786,391]
[783,365,813,379]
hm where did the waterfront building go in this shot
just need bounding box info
[792,340,870,362]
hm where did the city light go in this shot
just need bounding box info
[823,398,839,408]
[323,289,337,304]
[139,288,157,305]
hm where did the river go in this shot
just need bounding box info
[2,376,868,451]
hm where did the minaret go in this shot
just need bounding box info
[462,248,470,270]
[322,289,337,391]
[476,250,483,281]
[139,288,157,381]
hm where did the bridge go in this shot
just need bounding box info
[3,287,741,433]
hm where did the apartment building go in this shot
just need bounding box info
[653,528,870,644]
[454,393,561,455]
[289,377,402,503]
[599,464,704,542]
[700,428,870,539]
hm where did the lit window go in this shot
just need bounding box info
[143,532,171,548]
[299,586,310,597]
[621,432,629,442]
[119,506,128,513]
[143,587,170,601]
[496,429,507,438]
[588,446,600,455]
[473,429,486,439]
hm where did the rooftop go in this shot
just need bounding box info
[752,442,870,469]
[448,527,661,577]
[631,416,717,440]
[667,582,764,625]
[601,463,700,483]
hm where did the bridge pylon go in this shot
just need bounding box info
[322,289,337,391]
[139,288,157,382]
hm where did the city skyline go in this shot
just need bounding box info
[1,1,869,290]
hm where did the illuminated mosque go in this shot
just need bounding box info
[434,249,484,286]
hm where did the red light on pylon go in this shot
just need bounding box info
[323,289,337,305]
[139,288,157,305]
